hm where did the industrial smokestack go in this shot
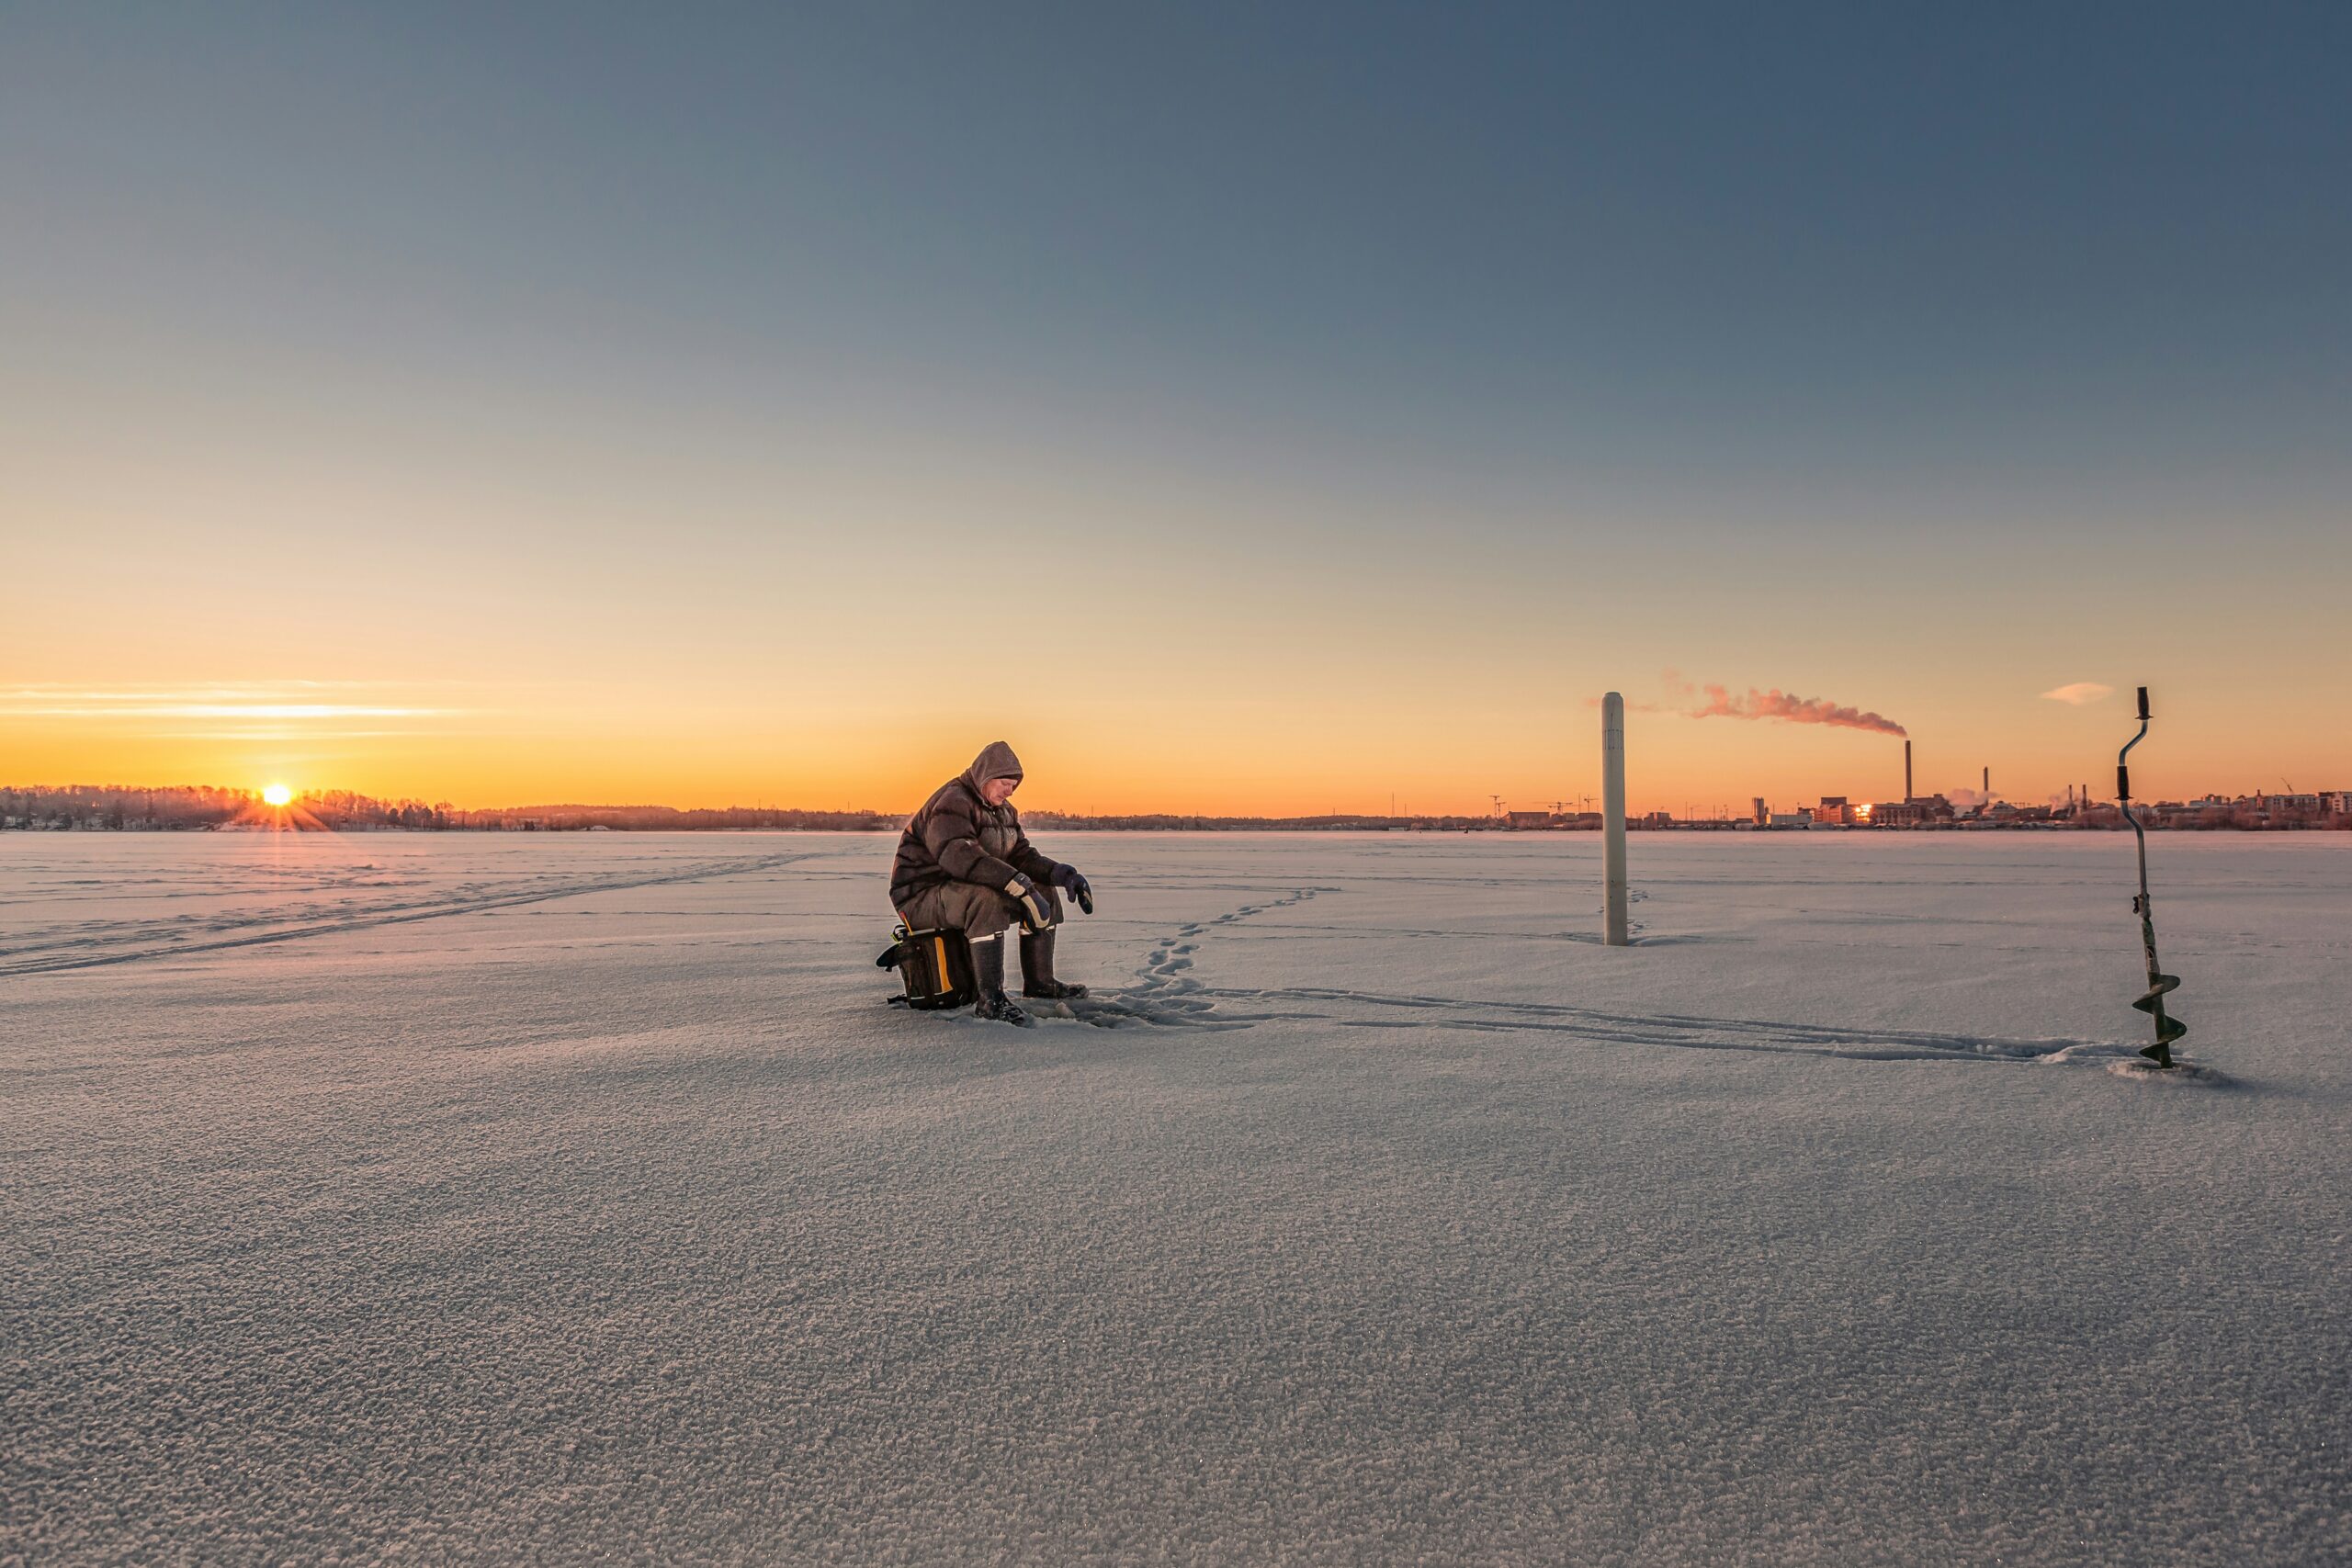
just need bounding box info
[1905,740,1913,803]
[1984,765,1990,800]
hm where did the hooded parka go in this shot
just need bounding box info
[889,741,1065,913]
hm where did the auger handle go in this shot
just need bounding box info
[2118,686,2154,801]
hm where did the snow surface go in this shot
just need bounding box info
[4,830,2347,1564]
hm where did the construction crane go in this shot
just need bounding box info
[1490,795,1506,818]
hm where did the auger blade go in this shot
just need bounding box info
[2133,977,2187,1066]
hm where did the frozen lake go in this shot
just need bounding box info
[5,830,2347,1563]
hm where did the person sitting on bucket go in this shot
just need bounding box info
[889,740,1092,1025]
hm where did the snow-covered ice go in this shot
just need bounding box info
[5,830,2347,1563]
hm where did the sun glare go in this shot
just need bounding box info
[262,783,294,807]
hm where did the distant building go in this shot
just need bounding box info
[1506,810,1555,828]
[1768,813,1811,829]
[1871,795,1955,829]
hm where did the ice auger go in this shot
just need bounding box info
[2116,686,2185,1068]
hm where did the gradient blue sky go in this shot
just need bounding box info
[5,3,2347,812]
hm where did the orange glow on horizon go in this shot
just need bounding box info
[1,671,2341,821]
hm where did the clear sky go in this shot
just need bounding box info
[5,3,2347,815]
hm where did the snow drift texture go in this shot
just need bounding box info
[4,831,2346,1564]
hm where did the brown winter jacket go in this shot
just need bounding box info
[889,742,1063,911]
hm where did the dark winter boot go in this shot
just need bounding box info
[1019,929,1088,999]
[970,934,1032,1026]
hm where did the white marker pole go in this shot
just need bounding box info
[1602,692,1629,946]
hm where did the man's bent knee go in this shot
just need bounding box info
[902,884,1017,942]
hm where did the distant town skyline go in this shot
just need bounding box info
[7,774,2344,835]
[5,6,2346,815]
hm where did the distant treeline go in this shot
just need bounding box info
[0,785,893,833]
[6,785,2344,833]
[0,787,1476,832]
[1023,812,1492,831]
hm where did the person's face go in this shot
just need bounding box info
[980,775,1020,807]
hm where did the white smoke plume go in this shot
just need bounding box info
[1682,682,1907,739]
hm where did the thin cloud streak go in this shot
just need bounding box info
[141,730,461,741]
[7,705,449,718]
[0,683,469,721]
[2,680,461,698]
[2041,682,2114,705]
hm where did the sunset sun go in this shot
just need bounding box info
[261,783,293,807]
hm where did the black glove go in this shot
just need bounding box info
[1050,863,1093,914]
[1004,873,1055,932]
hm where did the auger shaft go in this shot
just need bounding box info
[2117,686,2185,1067]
